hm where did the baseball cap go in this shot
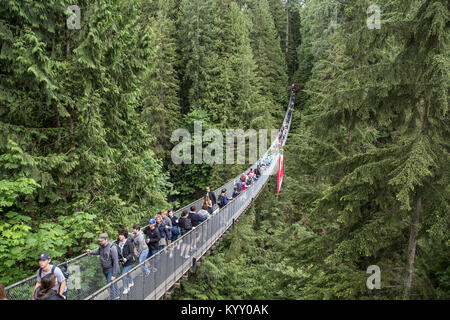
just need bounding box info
[39,253,51,261]
[149,219,156,224]
[98,233,108,241]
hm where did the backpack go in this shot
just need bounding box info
[132,233,143,257]
[218,195,224,207]
[40,263,70,280]
[105,242,119,262]
[218,194,228,207]
[182,217,192,231]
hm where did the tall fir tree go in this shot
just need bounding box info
[0,0,169,285]
[249,0,289,120]
[141,0,182,159]
[288,0,449,299]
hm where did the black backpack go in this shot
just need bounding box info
[39,263,70,281]
[218,194,226,207]
[106,241,119,262]
[181,217,192,231]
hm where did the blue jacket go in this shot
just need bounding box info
[188,211,203,227]
[157,220,170,240]
[218,194,229,208]
[170,215,178,227]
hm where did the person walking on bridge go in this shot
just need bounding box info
[33,252,67,300]
[115,230,136,295]
[232,186,240,199]
[143,219,161,272]
[168,210,180,242]
[161,210,173,244]
[218,189,229,209]
[198,203,210,220]
[189,205,203,227]
[205,186,217,213]
[33,274,65,300]
[132,224,150,276]
[178,210,192,259]
[143,219,161,257]
[155,214,169,251]
[87,233,120,300]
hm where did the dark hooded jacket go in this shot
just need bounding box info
[143,225,161,251]
[114,238,136,267]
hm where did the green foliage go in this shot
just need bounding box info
[0,0,170,286]
[2,0,446,302]
[250,0,289,116]
[173,1,448,300]
[0,141,39,212]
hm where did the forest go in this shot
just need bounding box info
[0,0,448,299]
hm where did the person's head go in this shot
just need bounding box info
[41,273,58,290]
[190,206,196,212]
[161,209,167,217]
[0,282,6,300]
[118,229,128,241]
[168,210,174,218]
[155,214,162,224]
[38,253,51,270]
[149,219,156,229]
[206,186,210,193]
[221,188,226,194]
[98,233,108,246]
[181,210,189,217]
[132,224,140,234]
[202,203,209,211]
[36,273,57,299]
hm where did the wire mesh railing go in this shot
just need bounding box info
[5,92,295,300]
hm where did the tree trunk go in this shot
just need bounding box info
[403,196,422,299]
[285,0,289,69]
[66,29,70,58]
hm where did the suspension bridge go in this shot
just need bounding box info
[5,92,296,300]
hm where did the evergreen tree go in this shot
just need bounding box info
[291,0,449,299]
[141,0,182,159]
[0,0,169,285]
[178,0,218,114]
[249,0,289,119]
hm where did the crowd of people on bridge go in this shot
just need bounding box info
[15,89,295,301]
[27,158,276,300]
[83,167,271,299]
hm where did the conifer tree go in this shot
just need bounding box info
[0,0,169,284]
[141,0,182,159]
[178,0,218,114]
[249,0,289,119]
[291,0,449,298]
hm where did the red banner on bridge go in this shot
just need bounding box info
[276,151,285,198]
